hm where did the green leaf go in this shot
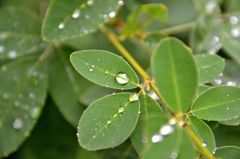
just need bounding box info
[131,95,164,154]
[48,50,91,127]
[214,146,240,159]
[42,0,122,41]
[78,93,140,151]
[0,58,48,157]
[194,54,225,84]
[121,3,167,38]
[192,86,240,121]
[152,37,198,113]
[188,116,216,152]
[219,117,240,126]
[0,7,43,60]
[142,33,166,51]
[1,0,39,12]
[70,50,139,90]
[198,85,211,96]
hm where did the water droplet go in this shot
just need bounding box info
[129,93,139,102]
[105,70,109,74]
[113,113,118,118]
[109,11,116,18]
[115,72,129,84]
[202,142,207,147]
[12,118,23,130]
[0,45,5,53]
[29,92,35,99]
[89,68,93,72]
[206,1,216,13]
[159,124,174,136]
[170,151,178,159]
[213,78,222,85]
[209,36,222,54]
[58,23,65,30]
[118,106,125,113]
[151,134,163,143]
[148,91,159,101]
[87,0,94,6]
[8,50,17,59]
[169,118,177,125]
[107,120,111,124]
[118,0,124,6]
[30,107,40,119]
[72,10,81,19]
[229,16,239,25]
[138,110,141,114]
[76,133,79,137]
[230,27,240,38]
[226,81,236,86]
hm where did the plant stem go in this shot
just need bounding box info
[185,126,215,159]
[100,27,174,115]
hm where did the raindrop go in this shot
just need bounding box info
[115,72,129,84]
[113,114,118,118]
[30,107,40,119]
[151,134,163,143]
[209,36,222,54]
[89,68,93,72]
[58,23,65,30]
[12,118,23,130]
[118,0,124,6]
[8,50,17,59]
[118,106,125,113]
[202,142,207,147]
[129,93,139,102]
[226,81,236,86]
[109,11,116,18]
[159,124,174,136]
[170,151,178,159]
[0,45,4,53]
[72,10,81,19]
[205,1,216,13]
[229,16,239,25]
[230,27,240,38]
[87,0,94,6]
[107,120,111,124]
[169,118,177,125]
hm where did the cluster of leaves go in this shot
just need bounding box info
[0,0,240,159]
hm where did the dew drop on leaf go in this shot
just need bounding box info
[147,91,159,101]
[151,134,163,143]
[169,118,177,125]
[118,106,125,113]
[226,81,236,86]
[12,118,23,130]
[202,142,207,147]
[108,11,116,18]
[170,151,178,159]
[72,10,81,19]
[205,1,216,13]
[209,36,222,54]
[230,27,240,38]
[107,120,111,124]
[8,50,17,59]
[30,107,40,119]
[58,23,65,30]
[129,93,139,102]
[87,0,94,7]
[229,16,239,25]
[159,124,174,136]
[0,45,5,53]
[115,72,129,84]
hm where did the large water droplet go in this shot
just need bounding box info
[118,106,125,113]
[87,0,94,6]
[129,93,139,102]
[226,81,236,86]
[72,10,81,19]
[0,45,5,53]
[8,50,17,59]
[230,27,240,38]
[151,134,163,143]
[109,11,116,18]
[115,72,129,84]
[202,142,207,147]
[58,23,65,30]
[118,0,124,6]
[12,118,23,130]
[159,124,174,136]
[229,16,239,25]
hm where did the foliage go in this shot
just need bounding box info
[0,0,239,159]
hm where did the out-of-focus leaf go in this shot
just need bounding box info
[42,0,123,41]
[78,93,140,151]
[0,58,48,157]
[214,146,240,159]
[121,3,167,38]
[194,54,225,84]
[70,50,139,90]
[152,37,198,113]
[1,0,39,12]
[0,7,44,60]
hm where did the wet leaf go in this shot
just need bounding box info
[70,50,139,90]
[78,93,140,150]
[0,58,48,157]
